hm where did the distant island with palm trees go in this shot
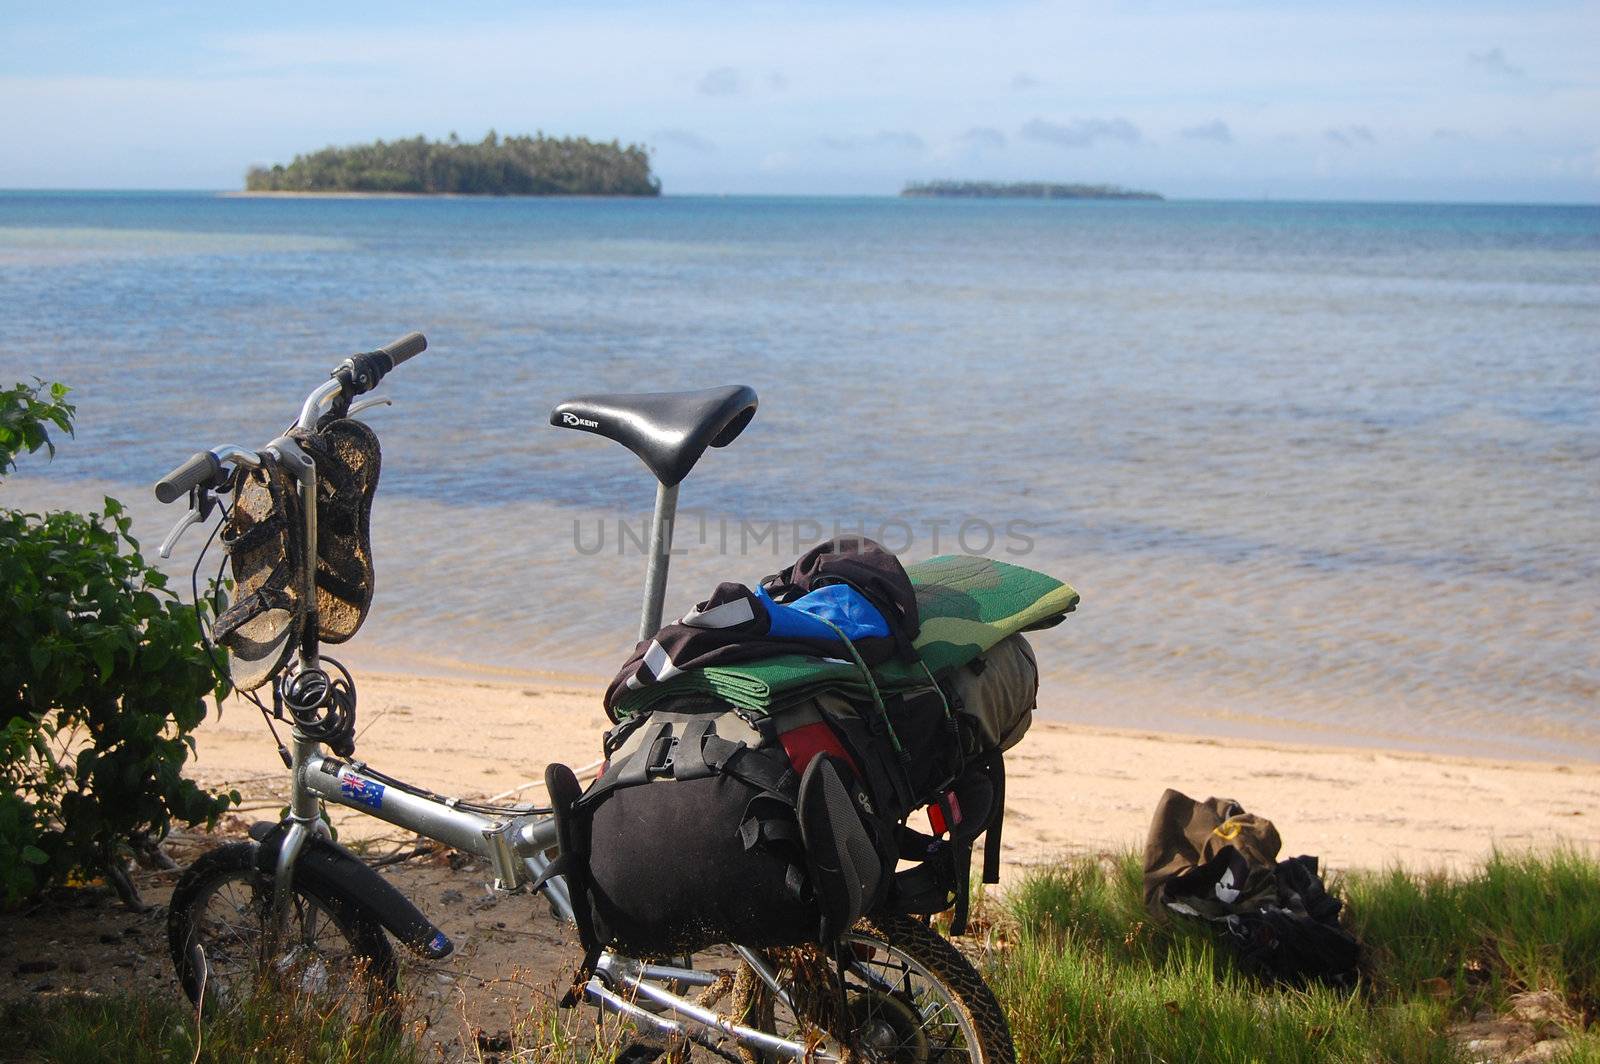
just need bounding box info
[244,132,660,196]
[902,181,1162,200]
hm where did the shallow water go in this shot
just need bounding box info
[3,191,1597,760]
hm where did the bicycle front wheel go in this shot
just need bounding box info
[732,914,1015,1063]
[166,841,398,1018]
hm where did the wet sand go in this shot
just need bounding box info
[187,668,1600,874]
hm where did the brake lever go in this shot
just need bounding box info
[159,508,203,559]
[346,395,393,417]
[158,486,218,559]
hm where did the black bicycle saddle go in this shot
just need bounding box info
[549,385,758,486]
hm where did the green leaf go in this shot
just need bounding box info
[1,376,230,902]
[92,641,115,682]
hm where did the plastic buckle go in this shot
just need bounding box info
[645,734,679,780]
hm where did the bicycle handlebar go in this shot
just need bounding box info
[153,332,427,506]
[155,450,224,504]
[333,332,428,397]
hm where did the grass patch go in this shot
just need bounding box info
[989,849,1600,1063]
[1346,849,1600,1018]
[0,984,421,1064]
[5,850,1596,1061]
[0,975,655,1064]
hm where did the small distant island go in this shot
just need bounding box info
[245,132,659,196]
[902,180,1162,201]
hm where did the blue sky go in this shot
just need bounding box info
[2,1,1596,201]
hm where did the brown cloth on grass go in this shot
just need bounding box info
[1141,787,1362,987]
[1141,787,1283,916]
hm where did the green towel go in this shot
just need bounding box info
[611,555,1078,720]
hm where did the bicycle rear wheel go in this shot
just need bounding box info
[732,915,1015,1063]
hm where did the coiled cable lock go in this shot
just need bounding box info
[276,657,358,757]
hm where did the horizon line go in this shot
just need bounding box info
[1,187,1597,209]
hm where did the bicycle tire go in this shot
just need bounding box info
[732,914,1015,1063]
[166,841,398,1015]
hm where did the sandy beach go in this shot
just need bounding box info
[186,666,1600,875]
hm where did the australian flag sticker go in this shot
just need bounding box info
[338,769,386,810]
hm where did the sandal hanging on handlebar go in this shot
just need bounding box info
[179,333,423,689]
[214,407,384,686]
[292,418,381,643]
[213,460,305,690]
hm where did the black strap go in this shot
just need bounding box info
[559,944,603,1010]
[949,839,974,936]
[313,564,366,603]
[786,863,808,904]
[672,718,714,780]
[289,426,359,498]
[703,735,796,799]
[220,510,288,554]
[575,722,668,810]
[982,755,1006,885]
[896,824,941,862]
[862,696,917,815]
[528,851,581,896]
[830,941,852,1039]
[740,815,802,851]
[212,580,295,643]
[576,721,793,815]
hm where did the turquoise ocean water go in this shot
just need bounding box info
[2,191,1596,760]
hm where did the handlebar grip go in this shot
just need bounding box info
[377,331,427,368]
[335,332,428,396]
[155,451,223,504]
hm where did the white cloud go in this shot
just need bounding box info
[653,129,715,153]
[1468,47,1526,80]
[1021,117,1141,148]
[821,130,925,152]
[1180,120,1233,144]
[1325,125,1377,147]
[697,67,743,97]
[959,127,1007,150]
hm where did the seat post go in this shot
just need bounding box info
[638,480,680,641]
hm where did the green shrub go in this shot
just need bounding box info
[0,379,236,905]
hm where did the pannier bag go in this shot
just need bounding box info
[948,634,1038,754]
[822,635,1038,930]
[568,702,894,956]
[554,551,1071,956]
[559,633,1042,956]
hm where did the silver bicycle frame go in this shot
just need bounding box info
[639,480,680,641]
[192,376,830,1060]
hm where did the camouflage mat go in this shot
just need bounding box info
[611,555,1078,720]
